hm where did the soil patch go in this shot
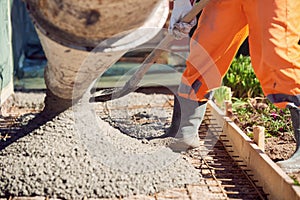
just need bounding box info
[265,133,296,161]
[230,97,300,184]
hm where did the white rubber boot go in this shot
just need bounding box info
[166,95,207,152]
[277,105,300,173]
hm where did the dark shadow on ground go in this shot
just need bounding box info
[0,89,74,151]
[0,110,61,151]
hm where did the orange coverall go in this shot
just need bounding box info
[178,0,300,108]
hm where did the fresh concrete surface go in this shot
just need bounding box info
[0,92,201,199]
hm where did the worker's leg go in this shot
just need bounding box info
[277,105,300,173]
[167,0,248,151]
[178,0,248,102]
[245,0,300,172]
[166,95,207,152]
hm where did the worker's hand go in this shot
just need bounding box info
[169,0,197,40]
[172,21,196,40]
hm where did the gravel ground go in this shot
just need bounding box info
[0,92,201,199]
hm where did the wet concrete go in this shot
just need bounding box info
[0,92,201,199]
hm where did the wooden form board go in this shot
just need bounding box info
[207,100,300,200]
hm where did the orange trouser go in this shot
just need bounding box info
[178,0,300,108]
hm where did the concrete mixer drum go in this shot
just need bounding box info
[25,0,167,49]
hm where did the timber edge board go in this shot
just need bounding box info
[207,100,300,200]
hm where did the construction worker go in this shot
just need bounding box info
[165,0,300,173]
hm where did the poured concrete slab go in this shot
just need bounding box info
[0,92,201,199]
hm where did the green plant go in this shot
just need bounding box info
[223,55,263,98]
[213,86,232,110]
[232,97,292,137]
[219,56,293,140]
[291,175,300,186]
